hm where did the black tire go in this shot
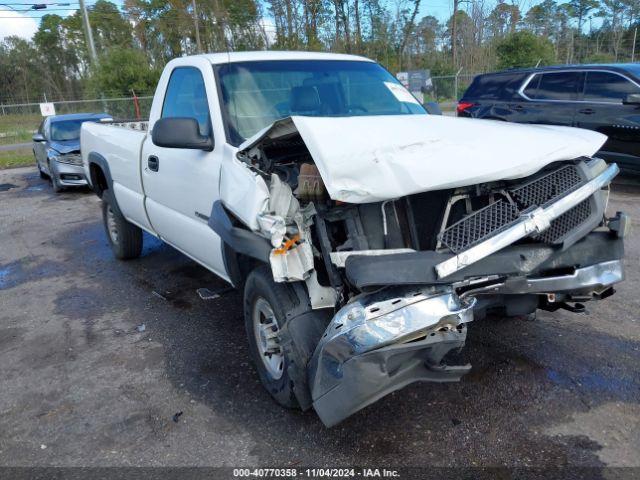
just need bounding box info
[244,265,300,409]
[101,189,143,260]
[38,164,47,179]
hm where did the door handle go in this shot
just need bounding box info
[148,155,159,172]
[509,104,524,111]
[579,108,595,115]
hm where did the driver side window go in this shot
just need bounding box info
[162,67,211,136]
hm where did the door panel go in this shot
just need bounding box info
[518,72,579,126]
[34,120,48,171]
[34,141,47,170]
[140,66,228,280]
[575,71,640,167]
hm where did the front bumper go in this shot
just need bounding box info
[309,288,475,427]
[307,162,626,427]
[310,245,625,427]
[51,160,87,186]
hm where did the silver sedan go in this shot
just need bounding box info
[33,112,112,192]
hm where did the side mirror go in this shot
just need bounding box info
[32,133,45,142]
[151,117,213,151]
[623,93,640,105]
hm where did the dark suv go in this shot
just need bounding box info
[458,64,640,174]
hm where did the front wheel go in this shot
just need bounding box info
[49,162,63,193]
[101,190,143,260]
[38,162,47,179]
[244,266,300,409]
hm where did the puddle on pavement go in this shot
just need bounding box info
[141,233,166,256]
[0,258,66,291]
[546,368,638,399]
[0,183,18,192]
[0,264,14,288]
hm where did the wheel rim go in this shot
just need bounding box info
[106,205,119,245]
[252,297,284,380]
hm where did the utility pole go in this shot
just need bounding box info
[79,0,98,64]
[192,0,202,53]
[632,27,637,62]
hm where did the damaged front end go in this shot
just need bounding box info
[216,115,627,427]
[309,287,475,427]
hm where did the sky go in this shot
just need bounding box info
[0,0,542,43]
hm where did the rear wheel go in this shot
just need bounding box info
[244,266,300,409]
[101,190,143,260]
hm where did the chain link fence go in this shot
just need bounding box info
[427,73,478,112]
[0,95,153,146]
[0,72,481,146]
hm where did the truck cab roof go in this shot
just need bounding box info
[192,50,374,65]
[49,113,111,123]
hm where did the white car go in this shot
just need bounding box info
[81,51,628,427]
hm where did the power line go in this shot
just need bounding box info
[0,2,79,4]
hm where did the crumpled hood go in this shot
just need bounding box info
[239,115,607,203]
[48,139,80,155]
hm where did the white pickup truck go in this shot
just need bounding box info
[82,51,628,427]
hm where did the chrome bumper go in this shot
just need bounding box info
[51,160,87,186]
[308,259,624,427]
[436,163,620,279]
[494,259,624,295]
[309,288,476,427]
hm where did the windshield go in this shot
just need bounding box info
[217,60,426,146]
[50,119,91,141]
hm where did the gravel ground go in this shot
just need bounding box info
[0,167,638,475]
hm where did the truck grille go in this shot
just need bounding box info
[438,164,593,254]
[511,164,582,207]
[439,200,520,253]
[535,198,592,243]
[58,153,82,166]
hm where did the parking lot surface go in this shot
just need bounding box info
[0,167,638,471]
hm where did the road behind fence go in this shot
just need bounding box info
[0,72,478,146]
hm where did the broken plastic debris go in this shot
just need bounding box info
[152,291,167,301]
[269,174,300,220]
[136,324,146,333]
[172,411,183,423]
[257,214,286,247]
[196,286,233,300]
[269,241,314,282]
[273,234,301,255]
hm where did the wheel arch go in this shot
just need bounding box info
[87,152,113,198]
[208,200,273,288]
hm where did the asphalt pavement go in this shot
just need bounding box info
[0,167,638,475]
[0,143,31,152]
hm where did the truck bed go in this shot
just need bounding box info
[81,120,151,230]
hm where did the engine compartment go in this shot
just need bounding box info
[236,126,608,312]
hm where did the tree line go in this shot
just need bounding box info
[1,0,639,104]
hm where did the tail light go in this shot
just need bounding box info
[456,101,476,115]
